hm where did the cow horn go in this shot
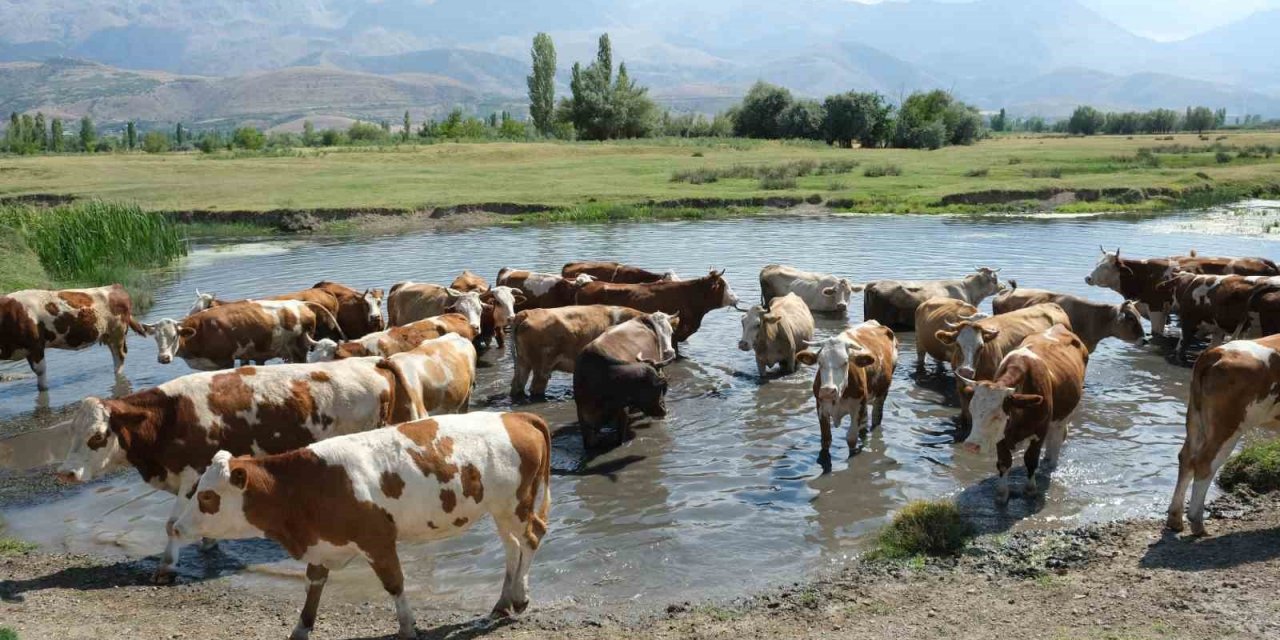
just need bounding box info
[992,267,1002,273]
[956,371,977,387]
[637,352,675,368]
[944,319,963,329]
[956,313,982,322]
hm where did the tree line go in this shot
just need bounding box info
[3,113,198,154]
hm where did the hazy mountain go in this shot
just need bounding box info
[1161,9,1280,96]
[294,49,530,96]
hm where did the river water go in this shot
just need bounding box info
[2,205,1277,616]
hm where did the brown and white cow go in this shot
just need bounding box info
[957,324,1088,504]
[738,293,815,377]
[572,269,740,342]
[993,283,1144,352]
[380,334,477,417]
[146,300,329,370]
[913,297,985,369]
[189,282,380,340]
[307,313,477,361]
[863,267,1003,330]
[56,357,416,582]
[509,305,646,397]
[574,312,678,449]
[562,260,678,284]
[1,284,146,391]
[450,270,490,293]
[936,303,1071,426]
[496,269,596,310]
[796,320,898,457]
[1157,273,1279,358]
[1171,251,1279,277]
[172,412,552,639]
[386,282,486,334]
[1248,283,1280,337]
[1167,337,1280,535]
[759,264,862,314]
[1086,248,1185,336]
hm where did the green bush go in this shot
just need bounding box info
[1027,167,1064,178]
[873,500,972,558]
[0,202,186,283]
[0,626,17,640]
[232,127,265,150]
[964,167,989,177]
[1215,151,1233,164]
[141,131,170,154]
[1218,439,1280,494]
[0,536,36,556]
[864,164,902,178]
[759,175,797,190]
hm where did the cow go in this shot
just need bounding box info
[477,285,523,349]
[509,305,646,397]
[759,264,862,314]
[796,320,898,457]
[1248,283,1280,338]
[573,312,677,449]
[145,300,329,370]
[956,324,1089,504]
[379,334,477,417]
[1085,248,1186,337]
[188,281,380,340]
[171,412,552,639]
[56,357,417,582]
[450,270,490,293]
[913,297,985,370]
[562,260,678,284]
[1157,273,1279,359]
[863,267,1003,330]
[936,303,1071,426]
[571,269,740,342]
[1,285,146,391]
[496,269,596,310]
[386,282,485,334]
[993,283,1144,352]
[738,293,815,377]
[1171,251,1279,277]
[1167,336,1280,535]
[307,313,477,361]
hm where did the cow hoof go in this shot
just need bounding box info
[1188,519,1208,537]
[1165,514,1184,532]
[288,627,312,640]
[152,568,177,585]
[513,599,530,614]
[199,538,219,553]
[398,628,418,640]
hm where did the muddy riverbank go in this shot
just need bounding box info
[3,490,1278,639]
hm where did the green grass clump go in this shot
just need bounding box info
[759,175,798,190]
[863,164,902,178]
[0,202,186,283]
[514,203,753,224]
[0,228,51,292]
[0,536,37,556]
[872,500,972,559]
[1216,151,1233,164]
[670,158,860,184]
[1027,167,1064,178]
[0,627,17,640]
[1218,439,1280,494]
[964,167,990,177]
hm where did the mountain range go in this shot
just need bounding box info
[1,0,1278,127]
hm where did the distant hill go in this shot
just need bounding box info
[293,49,530,96]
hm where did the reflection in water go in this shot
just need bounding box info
[1,208,1278,613]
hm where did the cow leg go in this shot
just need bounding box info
[1042,418,1069,471]
[995,440,1014,505]
[871,394,887,427]
[819,414,833,455]
[290,564,330,640]
[156,479,196,584]
[510,362,530,398]
[530,372,551,398]
[1166,439,1195,532]
[495,328,506,349]
[1188,431,1242,537]
[369,551,415,639]
[915,345,926,369]
[27,351,48,392]
[756,358,769,379]
[1149,311,1168,338]
[491,512,540,617]
[108,333,127,375]
[1022,437,1043,497]
[1176,324,1192,360]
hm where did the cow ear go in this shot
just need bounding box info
[852,353,876,367]
[139,322,156,336]
[796,350,818,366]
[178,326,197,338]
[764,313,781,323]
[980,327,1000,342]
[229,465,248,490]
[668,316,680,330]
[935,329,958,345]
[1009,394,1043,408]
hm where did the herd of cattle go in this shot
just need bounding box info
[3,250,1280,639]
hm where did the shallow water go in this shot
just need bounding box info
[2,207,1278,616]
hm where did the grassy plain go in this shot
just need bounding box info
[1,133,1279,213]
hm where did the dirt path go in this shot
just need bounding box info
[4,491,1279,640]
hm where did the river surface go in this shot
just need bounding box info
[2,205,1278,617]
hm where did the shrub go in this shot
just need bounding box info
[231,127,265,150]
[1218,440,1280,494]
[826,180,848,191]
[873,500,972,558]
[0,626,18,640]
[0,202,186,282]
[863,164,902,178]
[1007,157,1023,165]
[964,167,989,177]
[670,167,719,184]
[1027,167,1063,178]
[0,537,36,557]
[1215,151,1232,164]
[691,151,704,157]
[1195,171,1212,180]
[141,131,170,154]
[759,175,797,190]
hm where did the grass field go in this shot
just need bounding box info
[2,133,1279,213]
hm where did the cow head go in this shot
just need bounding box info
[662,270,681,281]
[738,305,767,351]
[1113,300,1145,344]
[173,451,265,542]
[361,289,384,331]
[796,334,876,402]
[705,268,741,310]
[1085,247,1128,291]
[571,274,597,287]
[445,289,484,334]
[307,337,339,362]
[935,319,997,379]
[969,267,1003,299]
[823,278,863,313]
[483,286,523,329]
[141,318,195,364]
[56,397,127,483]
[957,376,1043,455]
[628,362,670,418]
[187,290,217,316]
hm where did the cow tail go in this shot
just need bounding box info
[127,315,149,337]
[375,358,420,424]
[302,302,345,341]
[526,413,552,548]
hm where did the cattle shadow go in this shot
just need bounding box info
[344,617,517,640]
[547,424,647,480]
[0,538,287,600]
[951,469,1052,536]
[1140,526,1280,572]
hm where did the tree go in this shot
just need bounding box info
[892,90,981,149]
[1066,105,1105,135]
[196,131,223,153]
[50,118,63,152]
[142,131,170,153]
[126,122,137,150]
[1184,106,1216,134]
[33,113,47,150]
[777,99,824,140]
[822,91,892,148]
[942,101,983,145]
[990,108,1007,132]
[402,111,411,142]
[561,33,656,140]
[1026,116,1047,133]
[78,116,96,152]
[231,126,265,150]
[527,33,557,136]
[732,81,793,138]
[1214,107,1227,128]
[302,120,317,146]
[175,123,185,147]
[498,112,526,139]
[348,121,388,144]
